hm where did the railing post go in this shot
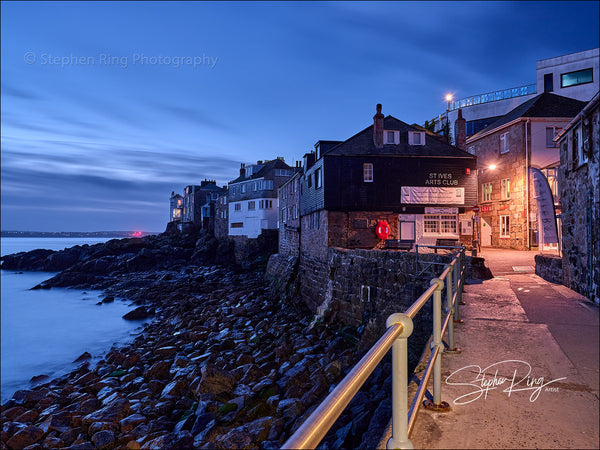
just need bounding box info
[386,314,414,450]
[424,278,450,412]
[445,264,455,350]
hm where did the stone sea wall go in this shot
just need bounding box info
[535,254,563,285]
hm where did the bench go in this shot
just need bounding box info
[434,238,460,253]
[384,239,413,251]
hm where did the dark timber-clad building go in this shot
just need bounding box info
[294,104,478,259]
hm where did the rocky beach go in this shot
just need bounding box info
[0,231,409,450]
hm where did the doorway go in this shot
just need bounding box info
[400,221,415,241]
[481,217,492,246]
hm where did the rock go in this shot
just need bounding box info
[1,406,26,421]
[91,430,115,450]
[145,361,170,380]
[74,352,92,363]
[119,414,148,434]
[214,417,275,449]
[196,364,235,395]
[6,425,44,450]
[82,399,130,428]
[276,398,304,422]
[122,307,151,321]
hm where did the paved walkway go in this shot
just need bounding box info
[380,248,599,449]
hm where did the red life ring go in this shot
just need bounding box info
[375,221,390,239]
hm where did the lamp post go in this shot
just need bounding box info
[444,94,453,144]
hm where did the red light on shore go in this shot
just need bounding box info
[132,231,142,237]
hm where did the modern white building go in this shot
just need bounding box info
[433,48,599,145]
[227,158,297,238]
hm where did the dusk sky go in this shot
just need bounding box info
[1,1,598,232]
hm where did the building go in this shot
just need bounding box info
[288,104,477,260]
[433,48,599,145]
[278,170,302,257]
[227,158,298,239]
[182,180,227,232]
[556,91,599,304]
[169,192,183,223]
[214,191,229,239]
[466,93,586,250]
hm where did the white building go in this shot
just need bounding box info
[227,158,297,238]
[433,48,599,145]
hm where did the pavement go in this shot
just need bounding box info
[379,247,599,449]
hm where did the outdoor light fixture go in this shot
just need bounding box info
[489,164,497,170]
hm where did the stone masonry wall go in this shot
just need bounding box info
[560,99,600,303]
[328,211,399,249]
[535,254,563,285]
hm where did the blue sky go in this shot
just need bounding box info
[1,1,598,232]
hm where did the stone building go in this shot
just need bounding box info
[277,170,302,258]
[295,104,477,259]
[556,91,599,304]
[466,93,586,250]
[180,180,227,233]
[213,190,229,239]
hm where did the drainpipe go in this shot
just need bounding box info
[525,119,530,250]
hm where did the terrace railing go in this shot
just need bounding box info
[283,246,466,449]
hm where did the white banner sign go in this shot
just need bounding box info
[401,187,465,205]
[530,167,558,244]
[425,207,459,214]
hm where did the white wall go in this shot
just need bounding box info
[228,198,278,238]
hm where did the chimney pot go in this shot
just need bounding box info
[373,103,384,148]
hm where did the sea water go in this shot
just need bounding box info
[1,238,145,403]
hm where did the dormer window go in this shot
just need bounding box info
[384,130,399,144]
[408,131,425,146]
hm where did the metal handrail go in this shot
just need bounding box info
[283,248,466,450]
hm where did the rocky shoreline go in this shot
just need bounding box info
[1,232,406,449]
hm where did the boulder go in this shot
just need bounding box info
[6,425,44,450]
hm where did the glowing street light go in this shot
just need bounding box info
[488,164,497,170]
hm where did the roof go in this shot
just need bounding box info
[469,92,587,141]
[229,158,293,184]
[324,116,475,158]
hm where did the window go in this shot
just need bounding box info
[576,125,587,165]
[264,180,273,190]
[248,201,256,210]
[500,215,510,238]
[561,68,593,88]
[363,163,373,182]
[315,168,322,188]
[386,131,395,144]
[252,182,257,191]
[500,132,509,154]
[544,73,553,92]
[259,200,272,209]
[501,178,510,200]
[231,222,243,228]
[234,203,241,212]
[241,184,247,193]
[307,174,312,188]
[408,131,425,145]
[546,127,562,147]
[275,169,292,177]
[423,214,458,235]
[482,183,493,202]
[468,146,475,155]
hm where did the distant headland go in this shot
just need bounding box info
[1,231,158,238]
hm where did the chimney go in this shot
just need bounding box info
[240,163,246,177]
[373,103,384,148]
[454,109,466,150]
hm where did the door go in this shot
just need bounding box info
[481,217,492,246]
[400,221,415,241]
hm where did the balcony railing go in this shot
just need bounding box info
[448,83,537,111]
